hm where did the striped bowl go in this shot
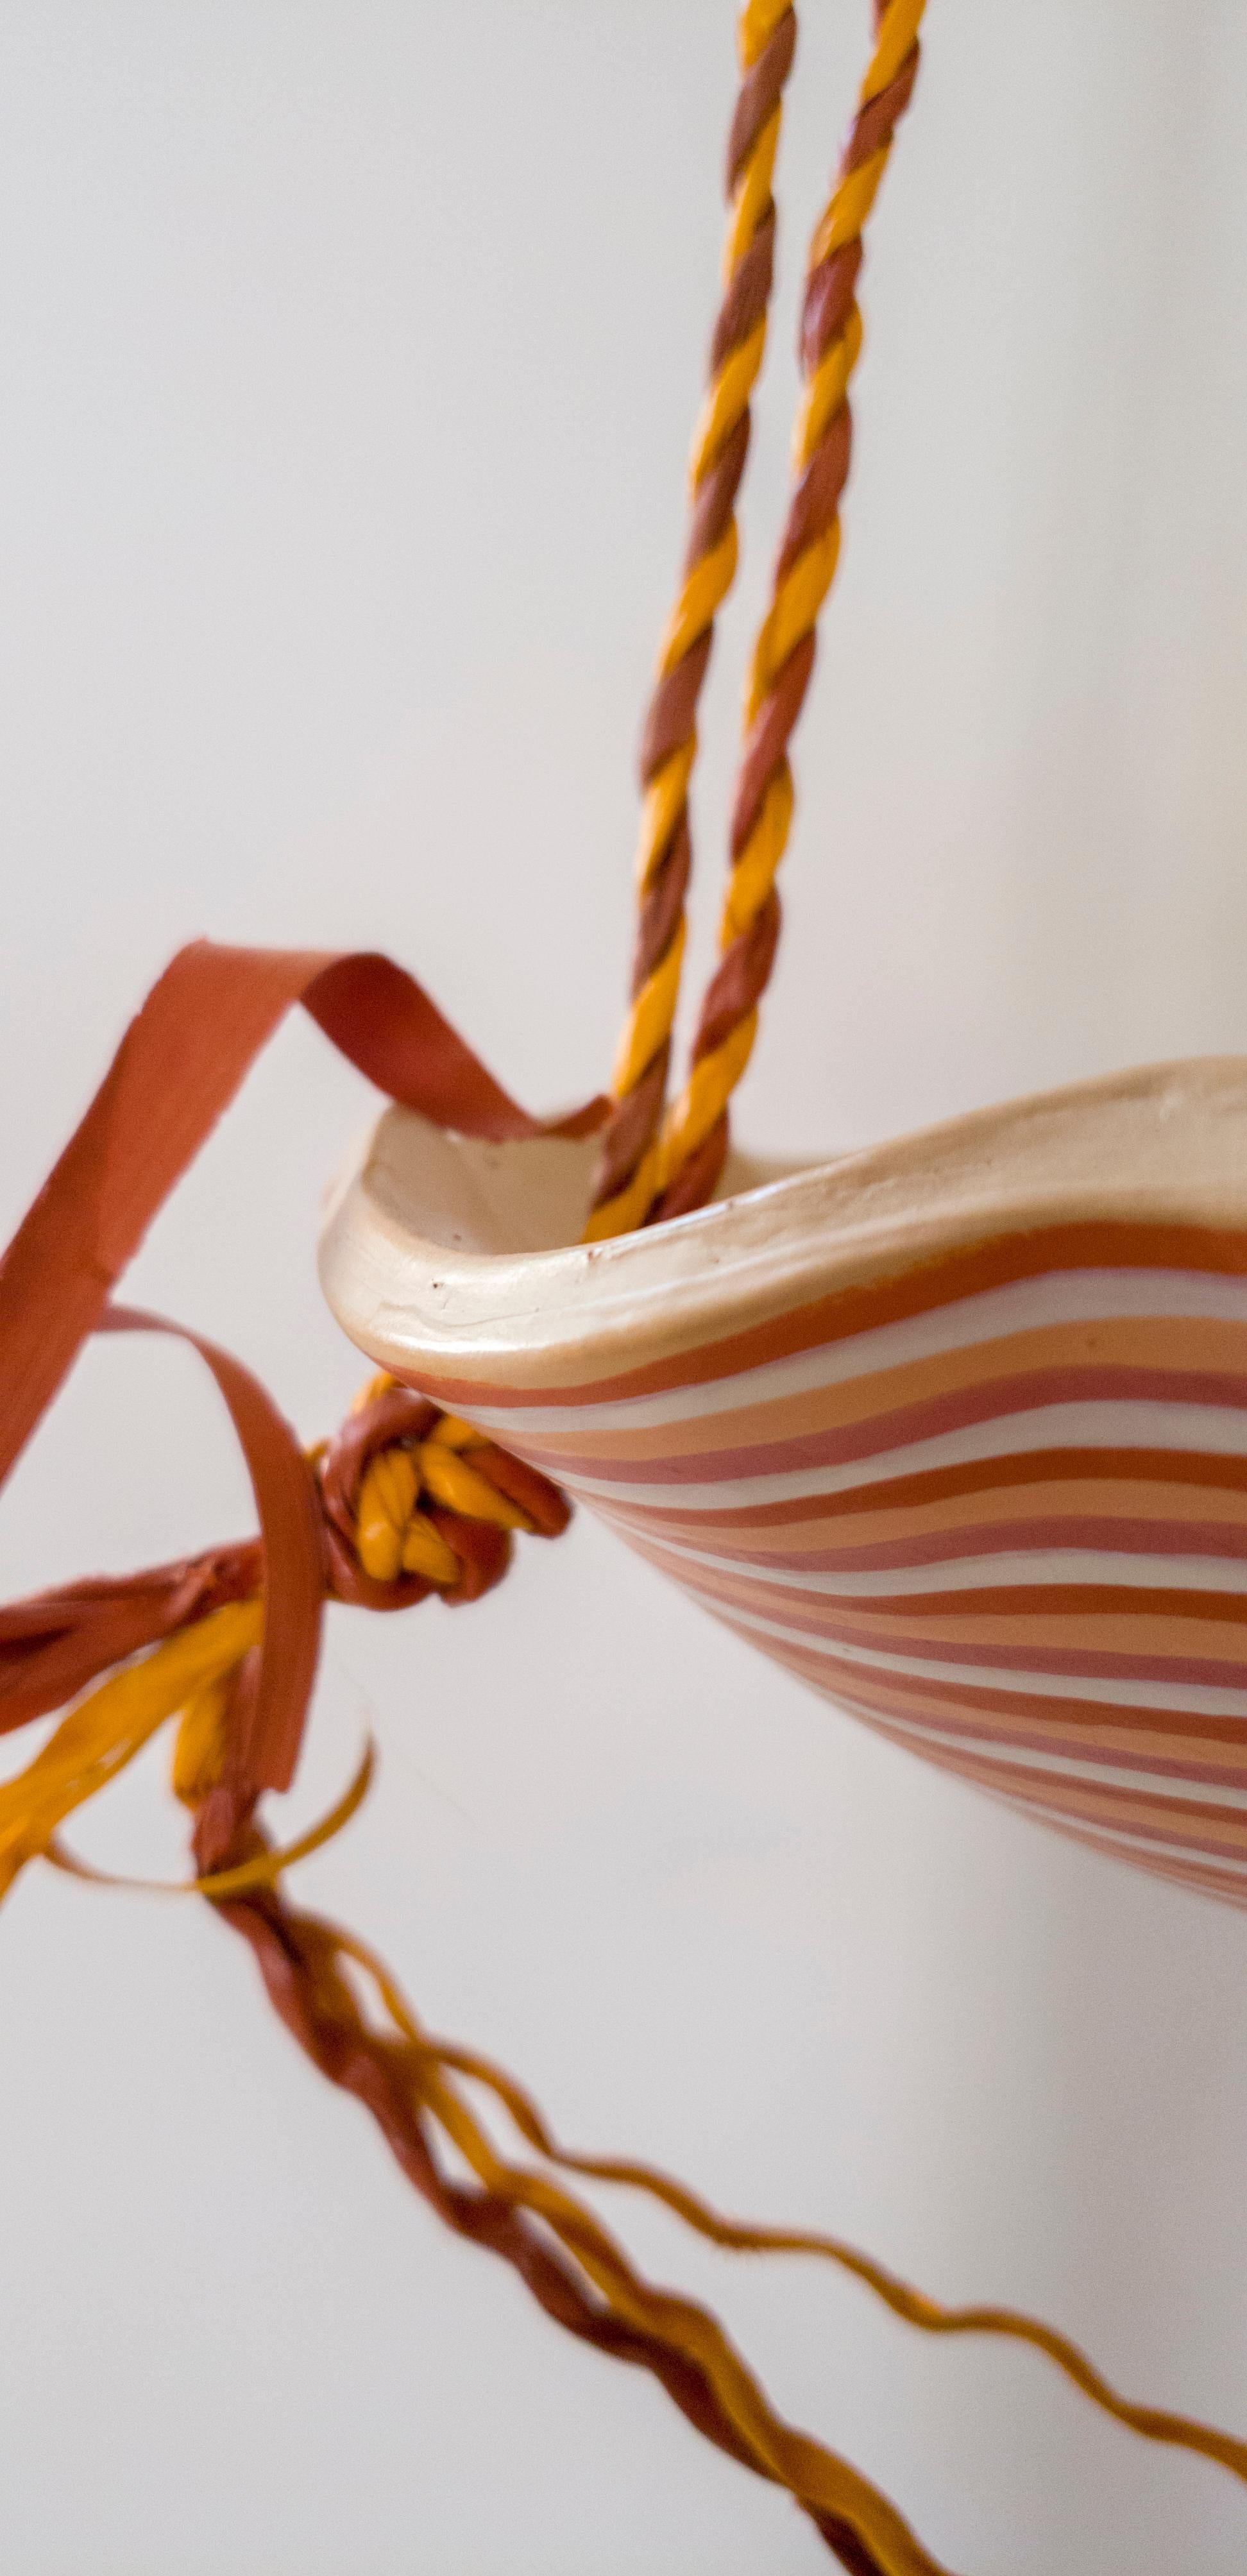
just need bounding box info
[320,1058,1247,1907]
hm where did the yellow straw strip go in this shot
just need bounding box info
[0,1600,262,1903]
[44,1741,376,1903]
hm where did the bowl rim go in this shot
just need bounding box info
[319,1054,1247,1393]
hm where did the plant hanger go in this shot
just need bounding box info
[588,0,922,1234]
[2,11,1246,2573]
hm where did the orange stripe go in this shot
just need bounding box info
[510,1314,1247,1466]
[590,1452,1247,1540]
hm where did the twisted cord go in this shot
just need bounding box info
[584,0,799,1242]
[189,1759,949,2576]
[185,1767,1247,2576]
[652,0,926,1222]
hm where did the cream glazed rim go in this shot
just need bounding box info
[318,1054,1247,1390]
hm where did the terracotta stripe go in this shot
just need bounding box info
[711,1587,1247,1688]
[858,1729,1247,1858]
[657,1550,1247,1639]
[848,1717,1247,1833]
[741,1633,1247,1747]
[598,1455,1247,1539]
[506,1373,1247,1493]
[589,1475,1247,1561]
[711,1586,1247,1710]
[488,1316,1247,1465]
[612,1513,1247,1575]
[1035,1816,1247,1905]
[778,1661,1247,1783]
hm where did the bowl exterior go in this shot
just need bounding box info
[394,1215,1247,1908]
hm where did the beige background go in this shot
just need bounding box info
[1,5,1246,2570]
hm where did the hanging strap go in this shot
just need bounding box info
[656,0,925,1216]
[585,0,799,1234]
[588,0,928,1234]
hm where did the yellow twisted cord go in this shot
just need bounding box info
[584,0,797,1242]
[656,0,926,1203]
[316,1922,949,2575]
[420,2026,1247,2492]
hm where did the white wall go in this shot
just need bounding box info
[1,6,1246,2570]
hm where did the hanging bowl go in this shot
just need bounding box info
[321,1056,1247,1907]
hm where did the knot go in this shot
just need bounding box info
[317,1377,570,1612]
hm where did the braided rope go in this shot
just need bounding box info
[584,0,798,1242]
[650,0,926,1223]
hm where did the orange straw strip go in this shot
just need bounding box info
[44,1739,376,1901]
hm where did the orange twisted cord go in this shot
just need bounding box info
[584,0,799,1242]
[652,0,926,1221]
